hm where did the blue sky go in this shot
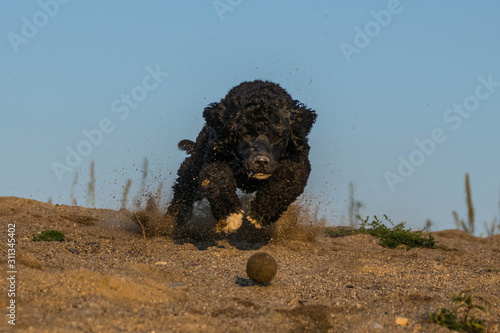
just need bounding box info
[1,1,499,234]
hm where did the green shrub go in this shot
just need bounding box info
[429,290,491,332]
[33,230,66,242]
[326,215,436,250]
[359,215,436,249]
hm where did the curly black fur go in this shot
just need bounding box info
[167,80,317,233]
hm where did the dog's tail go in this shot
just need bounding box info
[178,139,195,154]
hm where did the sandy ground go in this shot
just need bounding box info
[0,196,499,332]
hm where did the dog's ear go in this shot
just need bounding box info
[203,102,222,127]
[289,101,317,150]
[203,103,231,141]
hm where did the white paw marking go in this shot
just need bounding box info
[216,212,243,233]
[247,217,262,229]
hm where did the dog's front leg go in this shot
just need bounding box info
[200,162,243,233]
[248,159,311,228]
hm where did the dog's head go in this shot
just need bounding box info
[232,108,290,179]
[203,80,316,179]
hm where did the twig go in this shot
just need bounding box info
[73,222,80,243]
[135,214,147,240]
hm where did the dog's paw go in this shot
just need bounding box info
[215,211,243,233]
[247,216,262,229]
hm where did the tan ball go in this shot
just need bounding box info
[246,252,277,285]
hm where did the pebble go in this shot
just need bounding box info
[370,322,383,329]
[67,247,80,254]
[155,261,167,266]
[396,317,409,326]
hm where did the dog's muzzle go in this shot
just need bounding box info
[248,155,273,179]
[249,172,272,180]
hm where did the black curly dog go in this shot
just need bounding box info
[166,80,317,233]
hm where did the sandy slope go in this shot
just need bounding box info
[0,196,499,332]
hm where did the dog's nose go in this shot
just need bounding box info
[253,155,270,167]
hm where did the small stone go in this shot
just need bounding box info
[356,303,362,309]
[396,317,409,326]
[155,261,167,266]
[67,247,80,254]
[370,322,383,329]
